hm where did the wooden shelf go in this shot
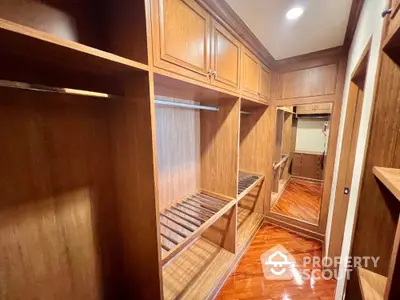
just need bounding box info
[238,171,264,201]
[357,267,387,300]
[160,192,235,266]
[0,18,148,77]
[383,6,400,66]
[237,207,264,249]
[373,167,400,201]
[162,208,263,300]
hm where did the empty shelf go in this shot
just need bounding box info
[160,192,235,266]
[238,171,264,200]
[237,207,264,250]
[373,167,400,201]
[357,267,387,300]
[0,18,148,77]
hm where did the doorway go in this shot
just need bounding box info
[270,104,332,226]
[327,39,371,261]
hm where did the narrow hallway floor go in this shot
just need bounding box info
[271,178,322,224]
[217,224,336,300]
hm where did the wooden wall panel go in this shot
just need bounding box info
[279,64,338,99]
[200,98,240,199]
[155,97,200,211]
[240,105,275,214]
[346,54,400,299]
[111,73,162,299]
[281,112,293,180]
[0,88,118,299]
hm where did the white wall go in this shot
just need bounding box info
[295,118,330,153]
[323,0,388,299]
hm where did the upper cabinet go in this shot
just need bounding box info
[150,0,270,102]
[259,64,271,101]
[152,0,211,83]
[241,47,260,98]
[210,20,241,91]
[278,64,338,99]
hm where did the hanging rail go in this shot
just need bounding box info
[155,99,219,111]
[0,80,114,98]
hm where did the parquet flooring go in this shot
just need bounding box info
[271,178,322,224]
[217,224,336,300]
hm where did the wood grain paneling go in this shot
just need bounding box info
[259,64,271,102]
[155,97,200,211]
[346,54,400,299]
[211,20,240,91]
[151,0,211,83]
[240,105,276,214]
[201,98,240,199]
[0,189,100,300]
[0,87,119,299]
[241,47,260,98]
[280,64,338,99]
[111,73,162,299]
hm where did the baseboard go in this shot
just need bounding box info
[265,215,324,243]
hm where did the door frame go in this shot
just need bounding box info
[326,38,372,261]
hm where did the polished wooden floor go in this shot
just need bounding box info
[271,178,322,224]
[217,224,336,300]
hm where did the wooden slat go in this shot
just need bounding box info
[160,221,188,238]
[186,198,220,212]
[160,213,196,232]
[237,171,264,201]
[181,201,216,215]
[160,192,236,266]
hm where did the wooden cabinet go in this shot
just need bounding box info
[151,0,270,101]
[259,64,271,102]
[296,103,332,115]
[210,20,241,91]
[291,152,323,180]
[152,0,211,83]
[241,47,260,98]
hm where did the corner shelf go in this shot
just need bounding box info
[373,167,400,201]
[160,191,236,266]
[237,171,264,201]
[0,18,148,77]
[357,267,387,300]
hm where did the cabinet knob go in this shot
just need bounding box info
[212,70,217,77]
[382,8,392,18]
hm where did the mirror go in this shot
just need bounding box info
[269,103,332,226]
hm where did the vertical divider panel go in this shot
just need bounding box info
[281,112,293,180]
[200,98,240,252]
[239,104,276,214]
[111,72,162,300]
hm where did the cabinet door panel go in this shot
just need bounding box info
[211,21,240,91]
[259,64,270,102]
[154,0,211,82]
[241,47,260,97]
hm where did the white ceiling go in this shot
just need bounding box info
[225,0,353,60]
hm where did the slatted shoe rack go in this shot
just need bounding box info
[0,0,276,299]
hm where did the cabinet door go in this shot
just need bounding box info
[241,47,260,98]
[210,21,241,91]
[296,104,314,115]
[259,64,271,102]
[153,0,211,83]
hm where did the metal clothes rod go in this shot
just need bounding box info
[240,111,252,115]
[155,99,219,111]
[0,80,115,98]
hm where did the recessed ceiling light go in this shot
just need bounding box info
[286,7,304,20]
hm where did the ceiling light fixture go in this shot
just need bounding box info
[286,7,304,20]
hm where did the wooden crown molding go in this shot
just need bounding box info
[197,0,275,68]
[344,0,365,48]
[197,0,362,70]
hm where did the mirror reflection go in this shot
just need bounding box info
[270,104,332,225]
